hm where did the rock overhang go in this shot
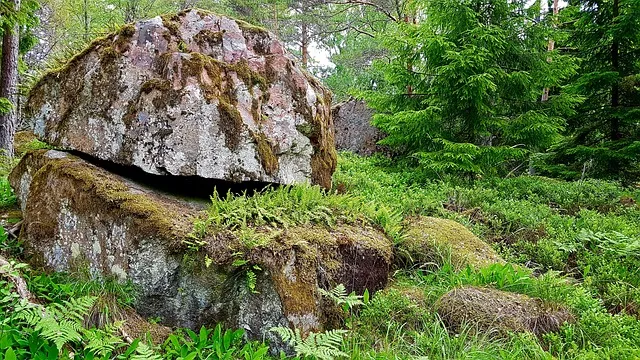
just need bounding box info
[24,8,336,189]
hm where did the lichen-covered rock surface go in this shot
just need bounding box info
[400,216,504,269]
[24,9,336,188]
[332,100,382,156]
[436,286,573,337]
[9,149,391,343]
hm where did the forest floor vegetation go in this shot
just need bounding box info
[1,151,639,359]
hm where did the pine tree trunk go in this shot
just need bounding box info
[610,0,621,141]
[300,22,309,68]
[83,0,89,42]
[0,0,21,157]
[541,0,558,101]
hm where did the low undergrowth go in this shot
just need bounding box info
[2,151,640,359]
[191,183,403,246]
[336,152,640,317]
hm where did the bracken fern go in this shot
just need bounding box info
[270,327,348,360]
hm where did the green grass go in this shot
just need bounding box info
[332,152,640,359]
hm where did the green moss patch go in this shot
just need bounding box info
[251,131,278,175]
[399,216,505,270]
[218,101,245,150]
[10,150,195,245]
[193,29,224,47]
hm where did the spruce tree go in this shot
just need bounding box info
[365,0,581,177]
[552,0,640,181]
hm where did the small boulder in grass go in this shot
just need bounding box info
[399,216,505,269]
[436,286,574,337]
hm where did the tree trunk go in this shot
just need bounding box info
[541,0,558,102]
[300,22,309,68]
[610,0,621,141]
[83,0,89,42]
[533,0,559,175]
[0,0,21,157]
[405,14,413,95]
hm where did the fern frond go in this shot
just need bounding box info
[319,284,364,309]
[269,326,301,346]
[130,342,162,360]
[17,295,97,351]
[84,320,124,356]
[270,327,348,360]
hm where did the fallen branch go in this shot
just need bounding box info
[0,255,34,301]
[7,220,23,239]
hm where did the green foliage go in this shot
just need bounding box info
[0,178,16,209]
[333,153,640,357]
[231,255,263,293]
[17,296,97,351]
[546,0,640,182]
[191,184,402,243]
[318,284,363,311]
[128,341,162,360]
[0,98,12,115]
[162,324,269,360]
[0,261,270,359]
[364,0,580,177]
[322,4,393,101]
[270,327,348,360]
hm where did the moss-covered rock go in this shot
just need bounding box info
[436,286,573,337]
[9,150,389,343]
[13,130,51,157]
[399,216,504,269]
[24,9,336,189]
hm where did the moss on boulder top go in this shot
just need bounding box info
[399,216,504,269]
[24,9,336,189]
[436,286,573,337]
[9,149,390,342]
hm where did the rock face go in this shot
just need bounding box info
[9,150,391,342]
[24,9,336,188]
[332,100,382,156]
[436,286,573,337]
[399,217,504,269]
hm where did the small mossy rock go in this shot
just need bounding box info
[24,9,336,188]
[436,286,574,337]
[13,131,38,155]
[9,150,390,345]
[399,216,504,269]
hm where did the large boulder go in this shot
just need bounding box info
[24,9,336,189]
[9,150,391,341]
[436,286,573,337]
[399,217,504,269]
[331,100,382,156]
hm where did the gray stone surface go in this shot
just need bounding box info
[24,10,336,188]
[332,100,383,156]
